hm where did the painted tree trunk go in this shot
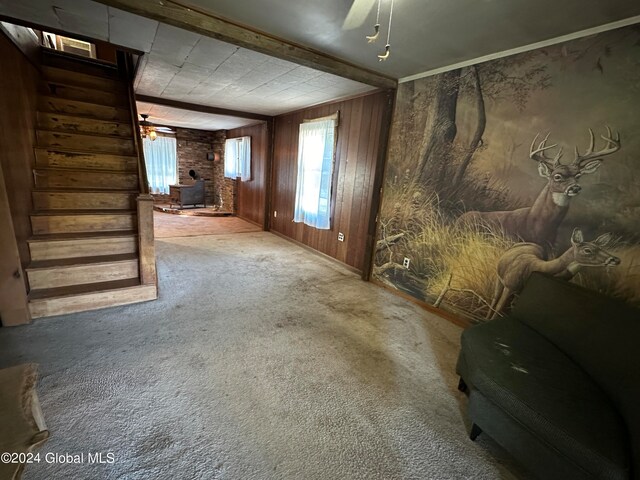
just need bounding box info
[416,68,461,188]
[452,65,486,187]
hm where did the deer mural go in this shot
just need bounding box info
[487,228,620,319]
[458,127,621,247]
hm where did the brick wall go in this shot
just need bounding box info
[148,127,236,211]
[211,130,236,212]
[175,127,217,206]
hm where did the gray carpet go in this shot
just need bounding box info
[0,232,528,480]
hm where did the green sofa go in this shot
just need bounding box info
[456,272,639,479]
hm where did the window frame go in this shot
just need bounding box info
[142,133,178,195]
[224,136,252,181]
[293,111,339,230]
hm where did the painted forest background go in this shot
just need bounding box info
[373,24,640,322]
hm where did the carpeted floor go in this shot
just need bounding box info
[0,232,529,480]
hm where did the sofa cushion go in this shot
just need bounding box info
[511,272,640,478]
[458,316,630,479]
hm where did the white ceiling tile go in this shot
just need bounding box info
[188,86,225,100]
[305,75,339,88]
[162,78,204,98]
[287,66,324,80]
[108,7,157,52]
[286,82,319,94]
[135,101,258,130]
[135,55,180,96]
[0,0,62,27]
[151,23,200,67]
[230,47,270,65]
[184,36,238,67]
[266,57,298,69]
[51,0,109,40]
[52,0,104,19]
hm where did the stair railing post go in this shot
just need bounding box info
[136,194,156,285]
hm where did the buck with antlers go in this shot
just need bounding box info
[487,228,620,319]
[458,127,621,247]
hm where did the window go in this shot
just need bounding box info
[143,135,177,194]
[42,32,96,58]
[293,113,338,230]
[224,136,251,181]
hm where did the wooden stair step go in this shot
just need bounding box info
[26,253,139,290]
[41,81,128,107]
[29,230,138,240]
[37,130,135,156]
[31,210,137,235]
[34,148,137,172]
[33,168,138,190]
[28,252,136,268]
[28,231,138,261]
[39,96,130,122]
[41,50,121,79]
[28,279,157,319]
[32,190,138,211]
[37,112,132,138]
[42,66,127,93]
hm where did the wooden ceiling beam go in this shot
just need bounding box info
[92,0,397,89]
[136,94,272,121]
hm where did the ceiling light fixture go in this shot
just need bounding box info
[139,114,157,141]
[139,114,175,140]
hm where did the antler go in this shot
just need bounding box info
[573,126,621,166]
[530,132,563,166]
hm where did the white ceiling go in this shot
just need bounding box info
[133,23,374,116]
[136,101,258,131]
[1,0,639,130]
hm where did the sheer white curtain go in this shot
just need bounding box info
[143,136,177,194]
[224,136,251,181]
[293,117,336,229]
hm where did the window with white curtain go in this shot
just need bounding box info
[142,135,177,194]
[293,113,338,230]
[224,136,251,181]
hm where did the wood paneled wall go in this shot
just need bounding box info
[270,91,392,272]
[227,122,268,228]
[0,30,39,268]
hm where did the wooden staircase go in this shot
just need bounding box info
[26,49,157,319]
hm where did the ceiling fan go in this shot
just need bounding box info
[343,0,395,61]
[342,0,377,30]
[139,114,174,140]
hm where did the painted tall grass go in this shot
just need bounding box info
[375,180,640,322]
[376,180,516,321]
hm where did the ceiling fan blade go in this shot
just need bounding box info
[155,127,175,133]
[342,0,376,30]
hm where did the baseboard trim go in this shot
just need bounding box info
[370,278,471,329]
[237,215,265,230]
[269,230,362,276]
